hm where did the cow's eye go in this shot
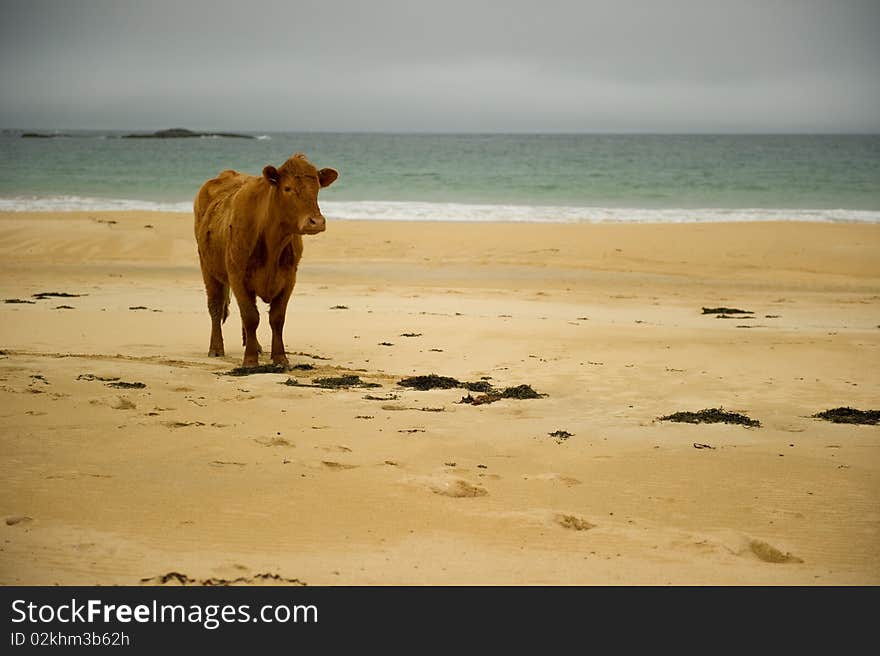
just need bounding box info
[284,186,291,192]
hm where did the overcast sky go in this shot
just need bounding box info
[1,0,878,132]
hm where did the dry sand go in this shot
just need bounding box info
[0,211,878,585]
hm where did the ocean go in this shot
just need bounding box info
[0,131,878,223]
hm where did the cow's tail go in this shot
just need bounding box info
[221,285,230,323]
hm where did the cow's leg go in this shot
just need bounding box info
[241,326,263,355]
[269,285,294,367]
[230,282,261,367]
[202,274,227,357]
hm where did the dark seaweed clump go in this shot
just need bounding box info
[283,375,373,388]
[812,407,879,425]
[464,380,495,393]
[312,375,380,389]
[501,384,543,399]
[399,374,544,405]
[226,364,290,376]
[107,381,146,389]
[548,430,574,440]
[398,374,462,390]
[397,375,499,394]
[4,298,35,304]
[33,292,84,300]
[141,571,305,586]
[702,307,753,315]
[77,373,119,382]
[658,408,760,427]
[459,385,545,405]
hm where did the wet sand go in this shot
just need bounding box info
[0,211,878,585]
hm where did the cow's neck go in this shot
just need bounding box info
[260,210,296,267]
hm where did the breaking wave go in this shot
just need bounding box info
[0,196,878,224]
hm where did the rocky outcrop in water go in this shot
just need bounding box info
[122,128,253,139]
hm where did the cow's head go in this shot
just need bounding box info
[263,153,338,235]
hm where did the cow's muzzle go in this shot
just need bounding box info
[303,215,326,234]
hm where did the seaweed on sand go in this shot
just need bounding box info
[285,375,380,389]
[464,380,495,393]
[812,407,879,425]
[459,384,545,405]
[500,384,543,399]
[313,375,380,389]
[399,374,545,405]
[658,408,760,427]
[398,374,462,390]
[226,364,290,376]
[77,374,119,382]
[702,307,753,315]
[32,292,85,300]
[364,393,398,401]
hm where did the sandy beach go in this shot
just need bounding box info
[0,210,878,585]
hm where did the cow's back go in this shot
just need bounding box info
[194,169,253,281]
[194,170,248,230]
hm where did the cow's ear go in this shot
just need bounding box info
[318,168,338,188]
[263,166,280,185]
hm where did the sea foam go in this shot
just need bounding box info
[0,196,877,223]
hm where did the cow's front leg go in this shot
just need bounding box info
[241,325,263,355]
[269,285,294,367]
[231,282,261,367]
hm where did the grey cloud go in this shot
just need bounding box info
[0,0,878,132]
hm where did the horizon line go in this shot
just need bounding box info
[4,127,880,137]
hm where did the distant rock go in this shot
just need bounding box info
[122,128,253,139]
[21,132,73,138]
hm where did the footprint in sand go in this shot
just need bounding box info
[112,396,136,410]
[431,478,488,498]
[5,515,33,526]
[256,437,294,447]
[554,514,595,531]
[526,472,583,486]
[321,461,358,470]
[746,539,804,564]
[680,532,803,564]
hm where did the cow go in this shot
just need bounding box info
[194,153,338,367]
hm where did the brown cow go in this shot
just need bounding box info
[194,153,338,367]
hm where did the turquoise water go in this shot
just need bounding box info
[0,131,878,222]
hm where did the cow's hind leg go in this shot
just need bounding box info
[269,285,294,367]
[231,282,261,367]
[204,275,228,357]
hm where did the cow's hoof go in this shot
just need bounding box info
[272,355,290,367]
[255,342,264,355]
[241,356,259,367]
[208,348,225,357]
